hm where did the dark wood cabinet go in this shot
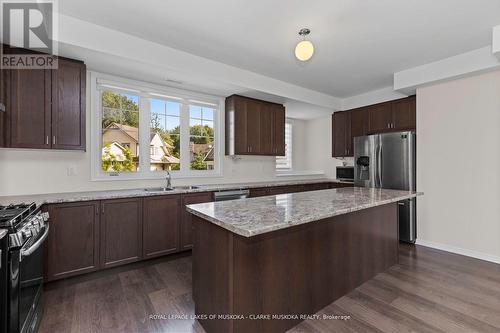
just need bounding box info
[51,58,86,150]
[143,195,180,258]
[368,97,416,133]
[10,69,52,148]
[180,192,213,250]
[0,50,86,150]
[368,102,393,133]
[46,201,100,281]
[0,69,9,147]
[392,96,416,130]
[332,111,351,157]
[100,198,142,268]
[333,96,416,157]
[273,104,286,155]
[225,95,285,156]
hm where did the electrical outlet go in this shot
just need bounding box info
[66,166,77,176]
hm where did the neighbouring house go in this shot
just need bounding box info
[189,142,214,170]
[102,122,179,171]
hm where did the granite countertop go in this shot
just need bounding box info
[187,187,422,237]
[0,179,352,206]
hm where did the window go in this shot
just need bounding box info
[276,121,292,170]
[189,105,215,170]
[92,73,221,180]
[101,91,140,173]
[150,98,181,171]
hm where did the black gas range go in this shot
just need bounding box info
[0,203,49,333]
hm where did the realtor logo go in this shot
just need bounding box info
[1,0,58,69]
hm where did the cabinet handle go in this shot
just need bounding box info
[52,136,56,145]
[45,136,49,145]
[387,123,390,129]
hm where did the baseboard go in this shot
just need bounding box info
[416,239,500,265]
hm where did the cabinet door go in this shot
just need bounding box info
[52,58,86,150]
[10,69,51,148]
[143,195,180,258]
[249,188,269,197]
[246,99,261,154]
[181,192,213,250]
[231,96,248,154]
[46,201,100,281]
[349,107,367,155]
[368,102,392,133]
[100,198,142,268]
[0,69,8,147]
[273,105,286,156]
[392,96,416,130]
[332,111,349,157]
[260,103,274,155]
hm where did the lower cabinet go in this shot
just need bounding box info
[180,192,213,250]
[100,198,143,268]
[45,182,354,281]
[143,195,180,258]
[46,201,100,281]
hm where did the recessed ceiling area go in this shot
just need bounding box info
[59,0,500,98]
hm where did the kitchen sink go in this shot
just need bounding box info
[173,186,200,190]
[144,185,200,192]
[144,187,174,192]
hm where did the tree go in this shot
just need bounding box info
[101,91,139,128]
[190,152,207,170]
[190,125,214,144]
[101,144,135,172]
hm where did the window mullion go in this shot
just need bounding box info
[139,96,150,174]
[180,102,190,173]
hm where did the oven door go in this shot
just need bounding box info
[10,223,49,333]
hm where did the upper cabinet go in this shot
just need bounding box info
[51,58,86,150]
[332,96,415,157]
[367,96,416,134]
[225,95,285,156]
[0,52,86,150]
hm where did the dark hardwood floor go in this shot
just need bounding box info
[39,244,500,333]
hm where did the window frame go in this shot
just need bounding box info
[276,119,293,171]
[90,72,223,181]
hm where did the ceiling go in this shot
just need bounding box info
[59,0,500,98]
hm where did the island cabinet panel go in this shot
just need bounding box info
[180,192,213,250]
[51,58,86,150]
[225,95,285,156]
[142,195,180,258]
[46,201,100,281]
[192,203,398,333]
[100,198,143,268]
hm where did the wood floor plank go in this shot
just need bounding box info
[335,290,444,333]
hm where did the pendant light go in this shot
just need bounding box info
[295,28,314,61]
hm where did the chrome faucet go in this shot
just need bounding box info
[166,170,172,189]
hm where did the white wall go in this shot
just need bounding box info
[302,116,347,179]
[417,69,500,263]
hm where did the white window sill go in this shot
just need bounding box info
[275,170,325,177]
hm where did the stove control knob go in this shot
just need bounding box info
[41,212,49,221]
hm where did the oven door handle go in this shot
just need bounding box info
[21,224,49,260]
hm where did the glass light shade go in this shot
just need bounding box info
[295,40,314,61]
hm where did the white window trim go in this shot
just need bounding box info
[275,119,293,171]
[90,71,224,181]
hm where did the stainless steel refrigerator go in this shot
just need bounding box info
[354,131,416,243]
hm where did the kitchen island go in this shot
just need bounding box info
[187,187,422,333]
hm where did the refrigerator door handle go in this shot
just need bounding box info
[376,142,382,187]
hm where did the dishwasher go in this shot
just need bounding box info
[213,189,250,201]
